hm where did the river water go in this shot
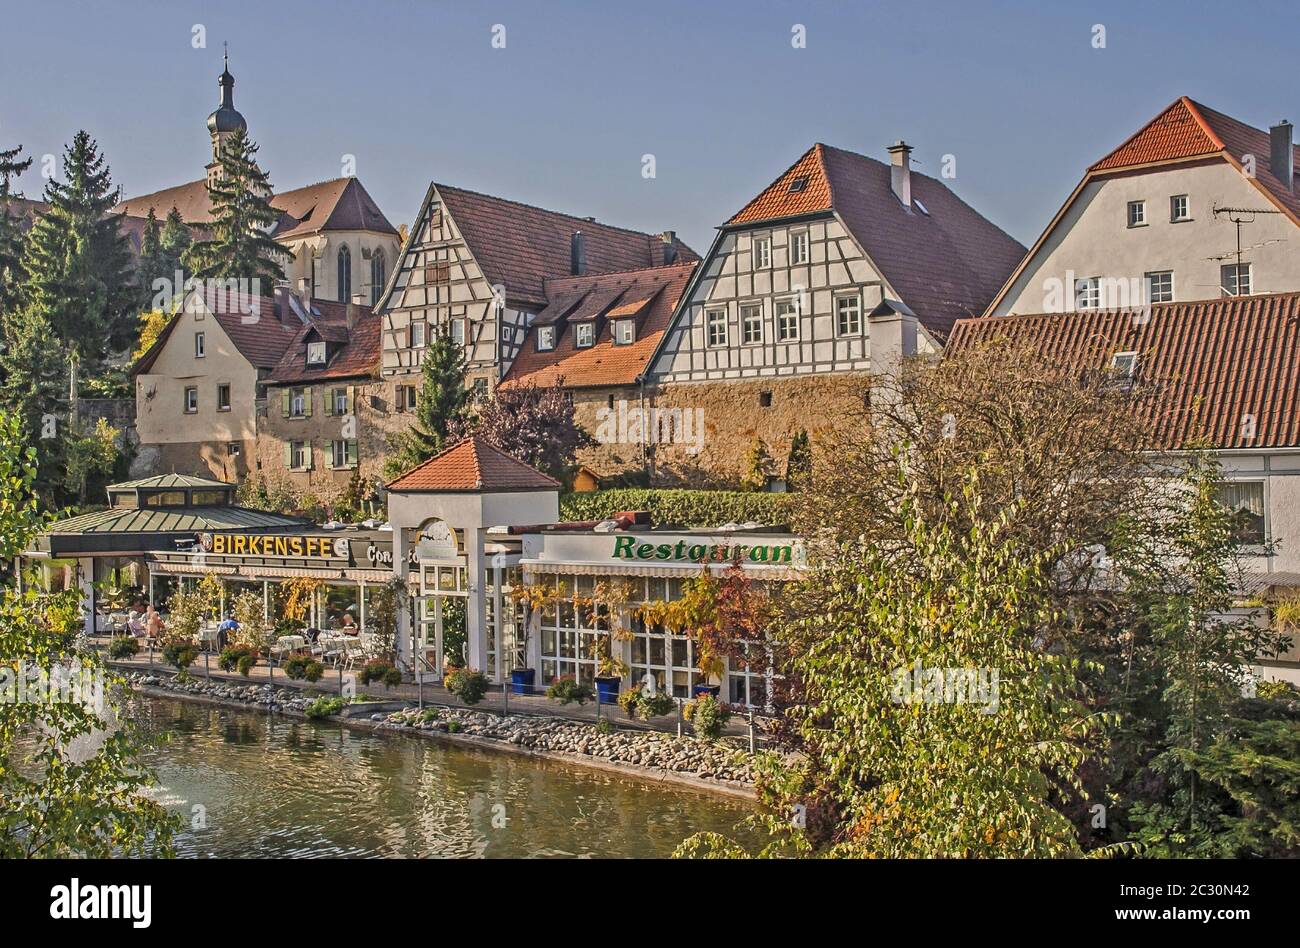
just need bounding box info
[133,695,754,858]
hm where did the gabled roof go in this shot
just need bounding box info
[502,261,697,389]
[115,176,397,237]
[724,143,1025,338]
[947,291,1300,451]
[131,292,304,376]
[432,183,700,308]
[266,305,381,385]
[385,436,561,493]
[985,97,1300,316]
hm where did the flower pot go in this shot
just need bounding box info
[594,676,621,705]
[510,667,536,696]
[692,684,721,699]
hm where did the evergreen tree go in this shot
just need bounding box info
[20,131,136,365]
[784,429,812,491]
[0,142,33,314]
[0,305,70,503]
[184,128,290,287]
[384,328,470,477]
[136,206,191,316]
[741,437,772,491]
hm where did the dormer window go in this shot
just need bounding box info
[575,323,595,348]
[613,320,635,345]
[788,175,809,193]
[307,341,327,365]
[537,326,556,351]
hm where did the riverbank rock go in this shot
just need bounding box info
[122,670,757,788]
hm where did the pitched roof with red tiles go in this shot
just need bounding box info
[1089,96,1300,222]
[947,291,1300,451]
[265,304,381,385]
[984,98,1300,318]
[501,261,696,390]
[132,291,308,376]
[434,183,700,308]
[115,176,397,237]
[725,143,1025,338]
[385,436,561,492]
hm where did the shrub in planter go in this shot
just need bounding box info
[237,653,258,676]
[218,644,255,673]
[638,690,677,720]
[382,666,402,689]
[161,642,197,674]
[305,696,346,720]
[445,667,490,706]
[546,676,594,706]
[282,655,323,682]
[108,636,140,659]
[684,693,731,741]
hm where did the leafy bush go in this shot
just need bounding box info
[359,661,394,686]
[684,693,730,740]
[559,489,795,529]
[546,676,594,706]
[108,636,139,659]
[305,697,346,720]
[639,690,677,719]
[282,655,323,682]
[161,642,197,673]
[617,687,642,718]
[594,717,613,735]
[447,720,462,734]
[218,644,256,673]
[445,667,490,705]
[237,653,257,676]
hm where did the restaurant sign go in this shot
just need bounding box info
[200,533,351,559]
[611,535,796,565]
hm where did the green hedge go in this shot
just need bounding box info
[559,489,796,529]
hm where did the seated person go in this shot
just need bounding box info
[145,606,164,641]
[127,609,146,638]
[340,613,358,633]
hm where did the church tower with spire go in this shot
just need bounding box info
[205,48,247,186]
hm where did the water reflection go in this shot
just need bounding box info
[132,695,753,858]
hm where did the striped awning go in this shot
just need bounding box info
[151,562,238,576]
[519,559,800,581]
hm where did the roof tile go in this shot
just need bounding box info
[385,436,561,492]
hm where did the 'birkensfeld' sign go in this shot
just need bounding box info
[200,533,350,559]
[611,535,795,565]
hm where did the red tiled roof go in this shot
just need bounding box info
[501,262,696,389]
[266,304,381,385]
[725,143,1025,338]
[1088,97,1300,223]
[948,292,1300,450]
[385,436,561,492]
[115,176,397,236]
[132,292,308,375]
[435,183,700,307]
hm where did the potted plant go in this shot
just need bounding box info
[546,676,593,706]
[508,580,566,696]
[445,667,490,706]
[684,692,731,741]
[588,634,627,705]
[108,635,139,659]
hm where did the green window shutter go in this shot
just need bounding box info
[303,389,313,417]
[283,441,293,469]
[346,386,356,415]
[346,439,358,467]
[281,390,290,418]
[324,389,334,416]
[305,443,314,470]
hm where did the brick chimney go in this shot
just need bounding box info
[1271,120,1294,190]
[660,230,677,265]
[887,140,913,208]
[570,231,587,275]
[347,293,367,332]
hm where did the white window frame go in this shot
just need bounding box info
[332,387,348,415]
[789,229,809,265]
[1127,200,1146,227]
[1075,277,1101,310]
[536,325,556,351]
[194,332,205,358]
[450,318,465,346]
[1145,270,1174,304]
[705,309,728,348]
[740,303,763,346]
[1215,479,1267,548]
[1110,350,1138,381]
[574,322,595,348]
[306,340,326,365]
[1170,194,1190,222]
[183,386,198,414]
[1221,263,1252,297]
[752,234,771,269]
[290,388,307,418]
[614,319,635,345]
[290,440,309,471]
[776,299,799,341]
[835,294,862,336]
[216,382,231,412]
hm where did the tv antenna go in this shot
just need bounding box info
[1209,204,1286,293]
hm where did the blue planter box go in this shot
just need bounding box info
[692,684,721,699]
[510,668,536,696]
[594,677,621,704]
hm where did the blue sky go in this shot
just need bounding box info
[3,0,1298,253]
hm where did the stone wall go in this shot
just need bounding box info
[569,373,869,488]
